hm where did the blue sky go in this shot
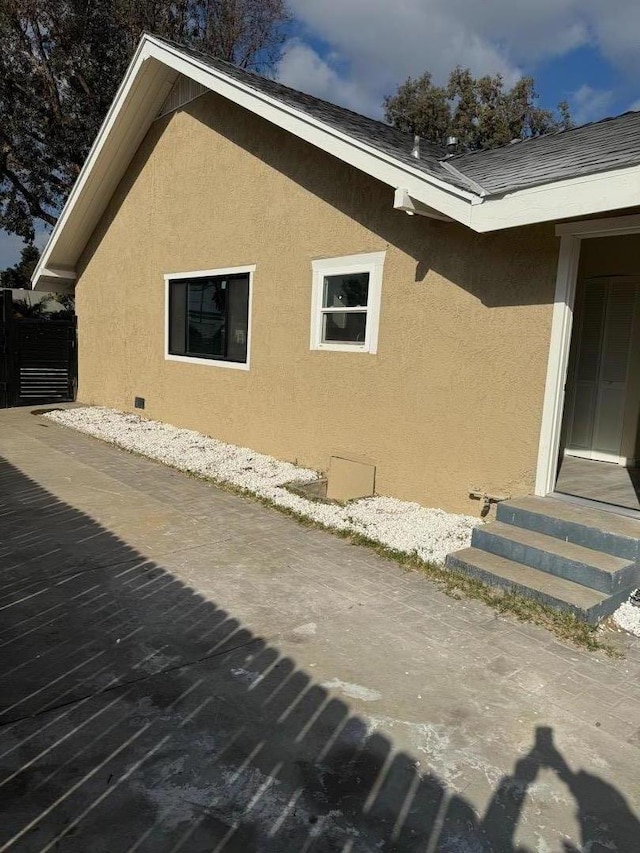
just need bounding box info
[3,0,640,270]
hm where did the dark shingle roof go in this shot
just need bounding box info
[450,111,640,196]
[154,35,640,199]
[151,35,477,193]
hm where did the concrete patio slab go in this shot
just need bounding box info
[0,405,639,852]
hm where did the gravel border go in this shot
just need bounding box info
[44,407,480,565]
[43,406,640,637]
[612,600,640,637]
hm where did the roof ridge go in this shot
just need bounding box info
[146,32,448,158]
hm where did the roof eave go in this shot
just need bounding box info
[31,38,177,289]
[32,35,482,289]
[470,161,640,232]
[31,33,640,285]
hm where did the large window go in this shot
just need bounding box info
[310,252,385,353]
[165,266,254,369]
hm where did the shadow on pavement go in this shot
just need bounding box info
[0,457,637,852]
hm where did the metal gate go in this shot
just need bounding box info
[1,290,77,408]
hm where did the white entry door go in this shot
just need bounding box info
[565,280,639,463]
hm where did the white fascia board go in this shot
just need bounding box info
[471,163,640,233]
[32,34,479,291]
[39,267,77,280]
[555,213,640,238]
[31,39,172,289]
[31,31,640,287]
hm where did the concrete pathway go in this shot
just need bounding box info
[0,405,639,852]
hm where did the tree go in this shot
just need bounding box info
[0,243,40,288]
[12,296,48,317]
[10,291,75,318]
[0,0,290,245]
[383,67,572,152]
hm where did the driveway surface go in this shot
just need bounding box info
[0,405,639,852]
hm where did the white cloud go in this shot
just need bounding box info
[570,84,615,125]
[282,0,523,116]
[629,99,640,112]
[584,0,640,71]
[279,1,640,119]
[278,39,382,116]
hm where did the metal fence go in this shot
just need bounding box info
[0,290,77,408]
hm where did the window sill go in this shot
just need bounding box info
[311,343,373,353]
[165,353,250,371]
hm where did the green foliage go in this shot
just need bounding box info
[11,290,75,319]
[0,243,40,288]
[384,67,573,151]
[0,0,290,243]
[12,296,47,318]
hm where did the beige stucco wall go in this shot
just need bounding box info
[76,91,560,514]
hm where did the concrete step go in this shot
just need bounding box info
[471,522,639,594]
[497,495,640,561]
[445,547,631,624]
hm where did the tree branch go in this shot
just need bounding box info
[1,165,57,227]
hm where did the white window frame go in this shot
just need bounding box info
[164,265,256,371]
[310,252,385,353]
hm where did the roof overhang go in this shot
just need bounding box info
[31,34,640,289]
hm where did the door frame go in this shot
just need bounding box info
[535,213,640,497]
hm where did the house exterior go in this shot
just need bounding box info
[32,35,640,527]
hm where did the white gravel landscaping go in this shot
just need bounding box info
[43,406,640,635]
[612,597,640,638]
[44,406,480,565]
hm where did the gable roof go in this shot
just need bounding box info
[155,38,478,194]
[32,34,640,289]
[163,37,640,200]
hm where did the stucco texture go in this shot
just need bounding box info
[76,91,559,514]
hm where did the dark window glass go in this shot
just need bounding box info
[322,311,367,343]
[323,272,369,308]
[320,271,369,344]
[169,281,187,353]
[226,275,250,362]
[168,273,249,363]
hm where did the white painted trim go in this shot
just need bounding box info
[470,165,640,233]
[40,267,77,280]
[163,265,256,280]
[564,448,630,465]
[30,32,640,289]
[555,213,640,238]
[534,235,581,496]
[31,40,168,288]
[393,188,454,221]
[536,212,640,497]
[31,35,476,290]
[310,252,385,354]
[164,353,250,371]
[311,252,385,271]
[163,264,255,371]
[145,40,476,202]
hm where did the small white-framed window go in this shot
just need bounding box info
[164,265,255,370]
[310,252,385,353]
